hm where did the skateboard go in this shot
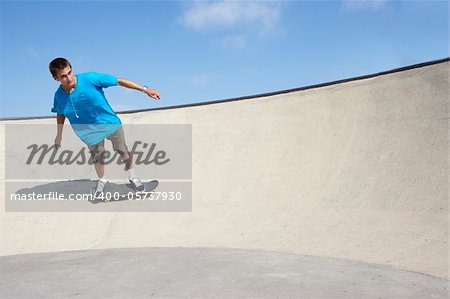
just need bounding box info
[90,180,159,203]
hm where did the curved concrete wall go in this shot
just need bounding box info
[1,61,448,278]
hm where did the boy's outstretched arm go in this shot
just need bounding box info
[117,78,160,100]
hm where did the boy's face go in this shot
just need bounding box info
[53,66,76,90]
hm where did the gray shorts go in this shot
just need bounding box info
[88,126,129,164]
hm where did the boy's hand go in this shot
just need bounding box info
[145,88,160,100]
[54,136,62,149]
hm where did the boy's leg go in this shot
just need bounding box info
[121,151,139,184]
[94,163,105,178]
[107,126,145,191]
[88,141,108,198]
[122,151,133,171]
[107,126,133,173]
[88,140,107,178]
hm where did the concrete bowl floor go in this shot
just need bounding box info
[1,247,448,299]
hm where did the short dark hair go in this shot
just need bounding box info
[49,57,72,77]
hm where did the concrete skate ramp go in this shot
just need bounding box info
[1,58,448,287]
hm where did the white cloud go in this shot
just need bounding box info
[179,1,281,36]
[342,0,389,11]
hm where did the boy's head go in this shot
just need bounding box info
[49,57,72,78]
[49,57,76,89]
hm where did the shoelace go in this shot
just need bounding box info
[130,178,143,187]
[96,180,107,191]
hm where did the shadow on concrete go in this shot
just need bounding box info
[15,179,96,198]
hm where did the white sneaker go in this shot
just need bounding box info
[129,177,145,192]
[94,179,108,200]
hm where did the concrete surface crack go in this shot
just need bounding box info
[87,214,117,249]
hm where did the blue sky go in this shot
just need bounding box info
[0,0,448,118]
